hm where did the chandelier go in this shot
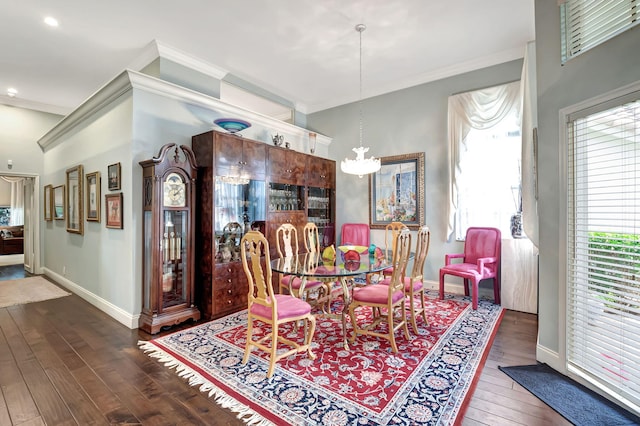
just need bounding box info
[341,24,381,178]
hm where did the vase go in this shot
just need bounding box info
[510,212,524,238]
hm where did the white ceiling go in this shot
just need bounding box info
[1,1,535,116]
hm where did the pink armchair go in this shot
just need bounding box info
[340,223,370,247]
[439,227,501,310]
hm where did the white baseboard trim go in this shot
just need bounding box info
[43,268,139,330]
[536,343,563,371]
[424,279,495,298]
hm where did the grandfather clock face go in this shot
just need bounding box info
[163,172,186,207]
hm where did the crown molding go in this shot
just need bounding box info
[37,70,330,152]
[0,96,71,116]
[128,39,228,80]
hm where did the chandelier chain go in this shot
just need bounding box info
[358,24,365,148]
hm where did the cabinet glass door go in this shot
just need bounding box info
[162,210,187,308]
[307,186,335,248]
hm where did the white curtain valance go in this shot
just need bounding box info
[446,80,521,240]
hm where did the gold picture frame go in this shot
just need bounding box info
[44,184,53,221]
[66,165,84,234]
[105,193,123,229]
[53,185,65,220]
[86,171,101,222]
[369,152,425,230]
[108,162,121,191]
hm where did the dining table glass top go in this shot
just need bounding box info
[270,251,391,279]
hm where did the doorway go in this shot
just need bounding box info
[0,173,39,274]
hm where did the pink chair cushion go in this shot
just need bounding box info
[353,285,405,304]
[281,275,324,290]
[441,262,491,279]
[379,277,424,292]
[250,294,312,320]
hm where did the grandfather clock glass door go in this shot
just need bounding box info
[140,143,200,334]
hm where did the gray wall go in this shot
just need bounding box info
[534,1,640,360]
[307,59,524,286]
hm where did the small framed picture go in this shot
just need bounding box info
[105,193,123,229]
[108,162,121,191]
[86,171,101,222]
[44,184,53,221]
[53,185,65,220]
[66,164,84,235]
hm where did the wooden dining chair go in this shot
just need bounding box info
[349,227,412,353]
[240,230,316,378]
[276,223,325,299]
[379,225,431,333]
[303,222,341,309]
[382,221,405,278]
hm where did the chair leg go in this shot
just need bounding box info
[463,279,470,296]
[305,315,317,360]
[493,278,501,305]
[388,306,398,353]
[419,290,428,324]
[267,325,279,378]
[242,318,254,365]
[408,292,419,334]
[439,272,446,300]
[471,279,479,310]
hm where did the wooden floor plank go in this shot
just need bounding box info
[0,271,570,425]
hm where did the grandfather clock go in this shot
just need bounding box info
[139,143,200,334]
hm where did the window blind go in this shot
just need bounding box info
[566,97,640,409]
[560,0,639,64]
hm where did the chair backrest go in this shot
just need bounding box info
[303,222,320,254]
[410,226,431,280]
[241,230,275,311]
[463,227,501,272]
[340,223,370,247]
[276,223,299,258]
[384,221,405,257]
[388,227,412,294]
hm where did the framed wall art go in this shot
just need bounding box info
[105,193,123,229]
[53,185,65,220]
[66,165,84,234]
[86,171,101,222]
[44,184,53,221]
[108,162,121,191]
[369,152,425,230]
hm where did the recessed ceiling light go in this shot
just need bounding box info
[44,16,59,27]
[7,88,17,97]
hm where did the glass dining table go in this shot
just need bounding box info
[270,250,392,349]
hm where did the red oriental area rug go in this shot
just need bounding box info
[139,291,503,425]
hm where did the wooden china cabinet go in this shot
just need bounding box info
[139,143,200,334]
[192,130,335,320]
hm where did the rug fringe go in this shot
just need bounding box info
[138,341,275,426]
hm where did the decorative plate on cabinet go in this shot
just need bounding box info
[214,118,251,133]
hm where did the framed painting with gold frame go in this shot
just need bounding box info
[44,184,53,221]
[53,185,65,220]
[369,152,425,230]
[105,193,123,229]
[66,164,84,234]
[86,171,101,222]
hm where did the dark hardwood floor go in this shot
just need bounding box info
[0,265,569,425]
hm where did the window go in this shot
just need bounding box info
[565,90,640,410]
[560,0,639,64]
[447,80,522,241]
[0,207,10,226]
[455,112,521,240]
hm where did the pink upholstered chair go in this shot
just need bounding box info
[340,223,370,247]
[439,227,501,310]
[241,230,316,378]
[349,227,412,353]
